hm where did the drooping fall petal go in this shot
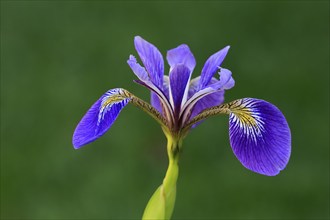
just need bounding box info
[72,89,130,149]
[228,98,291,176]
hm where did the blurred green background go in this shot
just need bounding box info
[1,1,329,219]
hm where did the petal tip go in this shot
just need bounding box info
[134,36,147,49]
[128,54,136,61]
[221,45,230,55]
[72,138,83,149]
[166,44,196,72]
[134,35,142,41]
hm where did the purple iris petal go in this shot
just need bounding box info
[162,75,170,99]
[167,44,196,72]
[199,46,230,89]
[134,36,164,88]
[127,54,164,114]
[229,98,291,176]
[169,65,191,116]
[72,89,130,149]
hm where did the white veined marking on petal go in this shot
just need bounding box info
[97,89,129,126]
[230,99,265,145]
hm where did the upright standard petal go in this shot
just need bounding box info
[199,46,230,89]
[169,65,191,117]
[166,44,196,72]
[134,36,164,88]
[72,89,130,149]
[127,55,164,114]
[228,98,291,176]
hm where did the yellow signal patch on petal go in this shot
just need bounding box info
[228,99,265,144]
[101,94,128,108]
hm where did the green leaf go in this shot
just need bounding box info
[142,180,177,220]
[142,185,165,220]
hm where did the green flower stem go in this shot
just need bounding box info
[142,132,181,220]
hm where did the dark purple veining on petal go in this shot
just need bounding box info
[167,44,196,72]
[229,98,291,176]
[134,36,164,89]
[169,65,191,118]
[72,89,130,149]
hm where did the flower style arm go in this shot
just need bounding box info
[184,98,291,176]
[72,88,167,149]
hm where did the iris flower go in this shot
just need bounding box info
[72,36,291,219]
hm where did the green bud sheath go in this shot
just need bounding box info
[142,132,180,220]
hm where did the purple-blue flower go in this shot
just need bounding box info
[72,36,291,219]
[73,36,291,176]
